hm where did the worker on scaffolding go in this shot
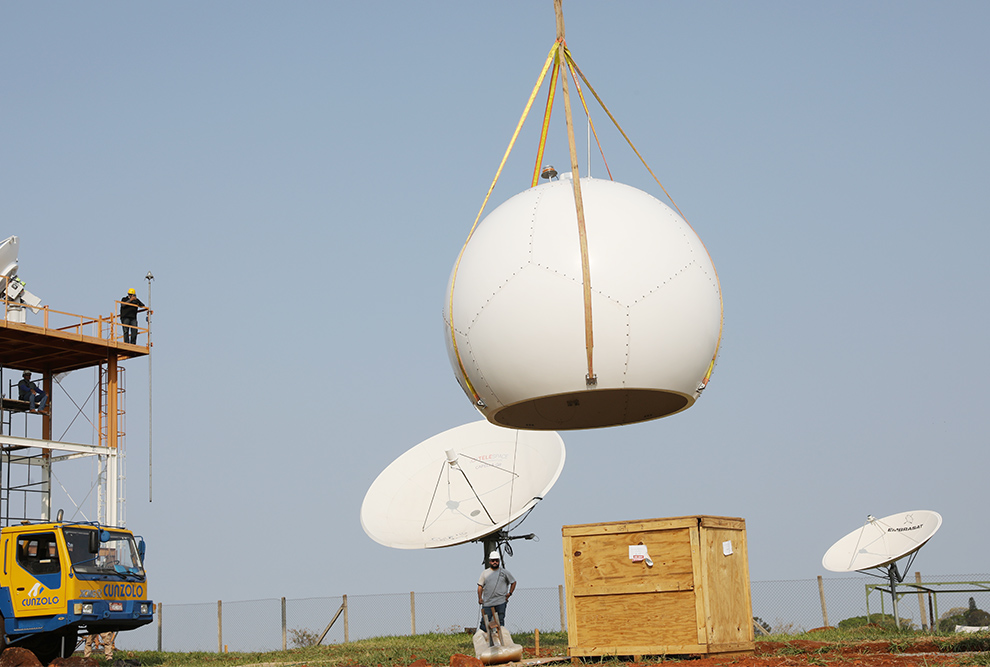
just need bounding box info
[119,288,145,344]
[17,371,47,413]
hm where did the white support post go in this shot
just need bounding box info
[107,449,119,527]
[41,451,52,520]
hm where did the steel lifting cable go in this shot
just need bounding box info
[447,43,559,406]
[562,51,613,182]
[563,48,688,221]
[564,47,724,380]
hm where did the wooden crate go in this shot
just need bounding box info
[562,515,754,659]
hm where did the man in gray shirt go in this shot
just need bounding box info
[478,551,517,630]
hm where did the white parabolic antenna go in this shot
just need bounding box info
[361,420,565,550]
[822,510,941,629]
[822,510,942,573]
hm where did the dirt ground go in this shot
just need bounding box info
[677,640,964,667]
[519,639,983,667]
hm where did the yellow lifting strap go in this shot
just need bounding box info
[447,43,559,405]
[556,38,596,384]
[532,51,560,188]
[530,43,619,384]
[448,26,724,401]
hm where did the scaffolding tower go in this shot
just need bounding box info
[0,297,150,528]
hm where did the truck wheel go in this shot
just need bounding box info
[32,643,60,664]
[0,612,6,653]
[32,631,74,665]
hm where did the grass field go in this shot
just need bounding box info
[96,631,566,667]
[84,629,990,667]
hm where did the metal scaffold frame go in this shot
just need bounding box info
[0,295,150,528]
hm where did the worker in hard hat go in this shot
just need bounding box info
[119,288,145,344]
[477,550,516,631]
[18,371,47,413]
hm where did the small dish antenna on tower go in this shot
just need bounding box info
[0,236,42,322]
[822,510,942,629]
[360,420,565,559]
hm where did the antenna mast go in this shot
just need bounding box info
[146,271,154,503]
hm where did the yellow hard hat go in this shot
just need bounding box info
[128,288,136,295]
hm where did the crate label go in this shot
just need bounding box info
[628,545,654,566]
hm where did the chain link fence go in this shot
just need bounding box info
[752,573,990,635]
[115,575,990,653]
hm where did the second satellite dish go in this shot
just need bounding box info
[361,420,565,550]
[822,510,942,573]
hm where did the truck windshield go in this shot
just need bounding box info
[63,528,145,577]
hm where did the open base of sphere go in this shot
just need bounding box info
[490,387,693,431]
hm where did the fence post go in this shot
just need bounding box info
[343,594,349,643]
[817,576,829,627]
[157,602,163,651]
[915,572,928,630]
[929,593,937,634]
[217,600,223,653]
[559,584,566,632]
[282,597,287,650]
[410,591,416,635]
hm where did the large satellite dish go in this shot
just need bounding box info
[822,510,942,628]
[822,510,942,573]
[361,420,565,550]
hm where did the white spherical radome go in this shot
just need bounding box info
[444,176,722,431]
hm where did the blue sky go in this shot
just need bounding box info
[2,1,988,606]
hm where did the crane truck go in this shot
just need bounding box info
[0,515,153,662]
[0,236,154,661]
